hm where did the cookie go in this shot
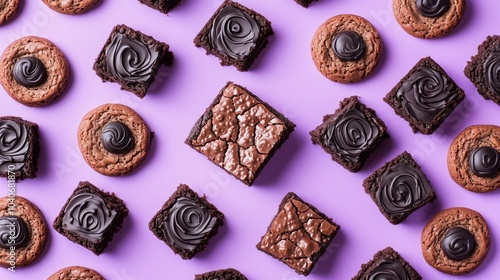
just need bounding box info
[311,14,382,83]
[447,125,500,193]
[47,266,105,280]
[352,247,422,279]
[0,36,70,107]
[0,0,20,25]
[393,0,466,39]
[421,207,490,275]
[77,103,152,176]
[42,0,99,14]
[0,196,48,268]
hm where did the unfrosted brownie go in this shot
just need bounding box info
[293,0,317,8]
[194,268,247,280]
[138,0,182,14]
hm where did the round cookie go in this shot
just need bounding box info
[77,103,152,176]
[0,36,70,107]
[447,125,500,193]
[48,266,105,280]
[0,0,20,25]
[311,14,382,83]
[42,0,99,14]
[0,196,48,268]
[421,207,490,275]
[393,0,466,39]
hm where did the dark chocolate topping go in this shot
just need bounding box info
[332,31,365,61]
[0,216,29,249]
[101,121,134,154]
[322,108,380,164]
[441,227,476,261]
[62,192,117,242]
[161,197,217,252]
[367,258,410,280]
[105,33,159,82]
[396,65,455,123]
[0,120,29,173]
[208,5,260,60]
[376,163,433,215]
[416,0,450,18]
[469,146,500,177]
[483,50,500,94]
[13,57,47,88]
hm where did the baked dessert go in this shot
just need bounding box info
[0,0,20,25]
[194,268,247,280]
[138,0,182,14]
[352,247,422,279]
[293,0,317,8]
[42,0,99,14]
[47,266,105,280]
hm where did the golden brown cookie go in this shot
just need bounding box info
[421,207,490,275]
[42,0,99,14]
[0,0,20,25]
[311,14,382,83]
[0,36,70,107]
[47,266,105,280]
[0,196,48,268]
[393,0,466,39]
[447,125,500,193]
[77,104,152,176]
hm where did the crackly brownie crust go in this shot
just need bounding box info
[138,0,182,14]
[256,192,340,276]
[310,96,389,172]
[93,24,174,98]
[149,184,224,260]
[384,57,465,134]
[195,268,248,280]
[53,181,129,255]
[194,0,274,71]
[185,82,295,186]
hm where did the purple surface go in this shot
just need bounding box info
[0,0,498,279]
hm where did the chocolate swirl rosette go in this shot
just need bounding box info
[367,259,409,280]
[101,121,134,154]
[332,31,365,61]
[483,51,500,94]
[0,120,29,172]
[416,0,450,18]
[13,57,47,88]
[0,216,29,249]
[441,227,476,261]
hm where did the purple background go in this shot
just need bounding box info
[0,0,498,279]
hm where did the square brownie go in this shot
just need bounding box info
[185,82,295,186]
[195,268,247,280]
[53,181,129,255]
[93,24,174,98]
[0,116,39,180]
[362,151,436,225]
[194,0,274,71]
[464,36,500,106]
[256,192,340,276]
[352,247,422,280]
[310,96,389,172]
[384,57,465,134]
[294,0,318,8]
[149,184,224,260]
[138,0,181,14]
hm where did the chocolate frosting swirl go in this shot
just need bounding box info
[208,6,260,60]
[62,192,117,242]
[367,259,410,280]
[0,216,29,249]
[441,227,476,261]
[101,121,134,154]
[322,108,380,164]
[416,0,450,18]
[483,50,500,94]
[396,66,455,123]
[376,164,433,215]
[105,33,159,82]
[0,120,29,173]
[13,57,47,88]
[469,146,500,177]
[161,197,217,251]
[332,31,365,61]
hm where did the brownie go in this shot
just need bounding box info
[310,96,389,172]
[384,57,465,134]
[138,0,181,14]
[0,116,39,180]
[194,0,274,71]
[53,181,129,255]
[256,192,340,276]
[362,151,436,224]
[93,24,174,98]
[352,247,422,280]
[464,36,500,106]
[294,0,317,8]
[149,184,224,260]
[194,268,247,280]
[185,82,295,186]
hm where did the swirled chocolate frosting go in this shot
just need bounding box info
[13,57,47,88]
[483,50,500,95]
[0,120,29,173]
[469,146,500,177]
[367,258,410,280]
[441,227,476,261]
[101,121,134,154]
[332,31,365,61]
[416,0,451,18]
[0,216,29,249]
